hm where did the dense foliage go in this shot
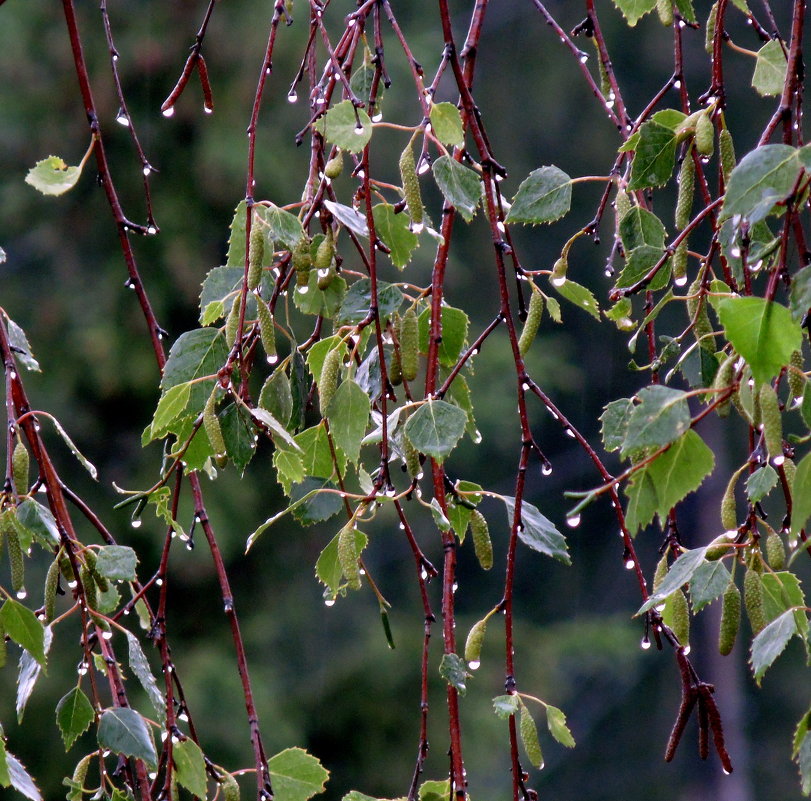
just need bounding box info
[2,1,811,801]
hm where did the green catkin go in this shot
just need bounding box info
[695,112,714,157]
[789,349,806,401]
[314,230,334,273]
[719,127,736,183]
[337,524,361,590]
[518,291,544,357]
[783,457,797,490]
[686,276,715,351]
[615,188,631,224]
[403,436,421,479]
[656,0,674,25]
[71,753,92,795]
[59,554,74,584]
[324,150,343,180]
[317,263,336,290]
[256,296,277,363]
[705,3,719,54]
[720,470,739,531]
[399,142,423,228]
[666,590,690,646]
[706,533,733,561]
[389,347,402,386]
[465,617,487,664]
[469,509,493,570]
[718,579,741,655]
[744,567,766,635]
[12,439,29,495]
[44,556,60,623]
[675,154,695,230]
[712,353,737,417]
[203,391,227,467]
[653,553,669,592]
[766,529,786,571]
[225,294,241,349]
[248,224,264,291]
[6,516,25,597]
[84,548,109,593]
[221,772,241,801]
[291,235,312,273]
[319,346,341,416]
[595,39,611,99]
[672,240,688,286]
[759,383,783,462]
[751,383,762,430]
[80,565,97,612]
[399,307,419,382]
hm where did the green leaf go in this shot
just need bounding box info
[619,206,666,253]
[221,402,259,471]
[761,572,808,637]
[97,707,157,769]
[790,264,811,322]
[638,546,708,614]
[502,496,570,564]
[752,39,788,97]
[6,318,40,372]
[161,328,229,412]
[751,609,797,683]
[337,279,402,325]
[0,600,45,666]
[307,336,345,386]
[372,204,419,269]
[290,478,343,526]
[56,687,95,750]
[0,734,8,787]
[265,204,305,248]
[404,400,467,462]
[268,747,329,801]
[6,753,41,801]
[432,156,481,221]
[519,704,544,769]
[17,627,51,722]
[326,379,370,464]
[273,447,306,493]
[746,464,778,503]
[173,739,208,799]
[674,0,696,23]
[323,200,368,237]
[294,270,347,319]
[794,452,811,537]
[294,424,344,480]
[16,498,60,548]
[95,546,138,581]
[720,144,800,224]
[718,297,802,385]
[418,780,449,801]
[492,694,520,719]
[505,166,573,225]
[551,278,600,320]
[429,102,464,147]
[126,632,165,718]
[621,386,691,456]
[438,652,469,695]
[314,100,373,153]
[149,382,192,440]
[546,705,576,748]
[612,0,656,26]
[316,528,368,596]
[259,368,293,429]
[417,305,469,367]
[600,398,634,452]
[200,266,243,323]
[628,121,679,190]
[799,730,811,796]
[615,245,670,293]
[645,430,714,517]
[25,156,82,196]
[688,560,730,612]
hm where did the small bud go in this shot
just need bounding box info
[324,150,344,180]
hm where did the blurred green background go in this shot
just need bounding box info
[0,2,807,800]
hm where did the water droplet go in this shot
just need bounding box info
[143,166,152,176]
[9,370,17,381]
[565,428,576,438]
[417,158,431,175]
[178,712,189,722]
[15,589,27,600]
[78,662,88,676]
[411,221,425,233]
[116,110,130,127]
[298,285,309,295]
[772,454,785,466]
[722,768,731,776]
[624,558,634,570]
[452,581,459,593]
[730,246,741,259]
[287,91,298,103]
[566,514,581,528]
[156,578,163,586]
[131,518,142,529]
[112,54,119,62]
[325,598,336,607]
[655,602,666,612]
[579,52,589,63]
[521,381,530,391]
[674,275,688,287]
[162,105,175,118]
[551,275,566,287]
[606,99,615,109]
[203,104,213,115]
[416,470,424,480]
[420,568,429,581]
[497,221,506,233]
[147,226,157,235]
[640,637,651,650]
[102,630,113,640]
[542,463,553,476]
[371,111,382,122]
[347,17,356,26]
[468,660,480,670]
[68,580,78,589]
[682,645,691,655]
[673,80,681,89]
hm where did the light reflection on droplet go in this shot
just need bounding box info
[162,105,175,118]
